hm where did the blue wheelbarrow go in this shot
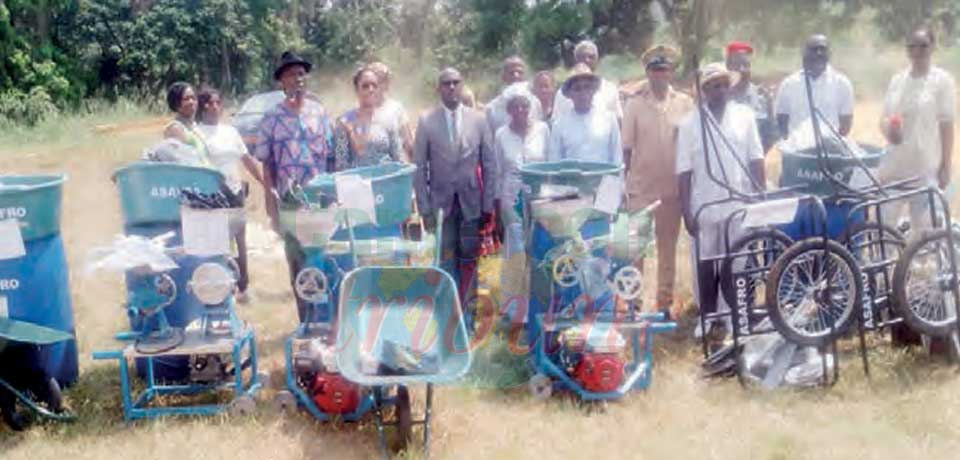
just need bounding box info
[276,204,470,458]
[0,318,76,430]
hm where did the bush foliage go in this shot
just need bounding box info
[0,0,956,125]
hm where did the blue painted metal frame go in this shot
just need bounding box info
[91,329,261,420]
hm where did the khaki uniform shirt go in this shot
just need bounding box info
[623,83,693,206]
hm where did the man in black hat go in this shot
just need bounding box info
[252,51,335,321]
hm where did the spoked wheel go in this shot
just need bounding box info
[720,229,794,318]
[842,222,905,294]
[766,238,863,347]
[892,229,960,337]
[392,385,414,453]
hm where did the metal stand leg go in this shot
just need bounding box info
[423,383,434,460]
[371,392,390,460]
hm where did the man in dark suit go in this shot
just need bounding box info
[413,68,497,316]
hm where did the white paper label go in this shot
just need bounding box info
[335,174,377,225]
[294,208,340,247]
[0,296,8,318]
[539,184,579,198]
[593,175,623,215]
[0,219,26,260]
[181,208,231,256]
[742,198,801,228]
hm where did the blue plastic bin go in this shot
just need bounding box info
[0,174,77,385]
[113,162,225,226]
[305,162,416,226]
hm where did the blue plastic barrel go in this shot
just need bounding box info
[519,160,622,197]
[113,163,226,381]
[779,143,886,197]
[0,174,78,385]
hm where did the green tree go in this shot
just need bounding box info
[0,0,79,123]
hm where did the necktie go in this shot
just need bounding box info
[450,111,459,145]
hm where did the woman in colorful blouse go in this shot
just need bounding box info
[333,66,403,171]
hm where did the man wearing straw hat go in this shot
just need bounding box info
[622,44,692,318]
[546,63,622,165]
[676,62,765,335]
[552,40,623,122]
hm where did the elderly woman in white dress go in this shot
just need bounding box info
[495,87,549,324]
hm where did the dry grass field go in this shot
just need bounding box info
[3,52,960,459]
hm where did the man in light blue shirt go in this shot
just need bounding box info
[547,63,622,165]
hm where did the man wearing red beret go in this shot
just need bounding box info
[725,41,777,153]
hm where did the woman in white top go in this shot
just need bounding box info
[879,28,956,230]
[494,91,549,324]
[196,87,263,300]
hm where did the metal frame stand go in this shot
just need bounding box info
[92,327,261,420]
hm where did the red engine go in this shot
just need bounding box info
[572,353,625,393]
[310,372,361,414]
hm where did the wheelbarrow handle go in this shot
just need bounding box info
[0,377,77,423]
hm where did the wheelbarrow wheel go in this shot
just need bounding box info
[765,238,862,347]
[393,385,414,452]
[892,229,960,337]
[720,229,793,315]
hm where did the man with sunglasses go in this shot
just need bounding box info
[774,34,854,141]
[878,28,956,351]
[677,63,765,339]
[547,63,621,165]
[622,45,692,318]
[412,68,497,318]
[879,28,955,196]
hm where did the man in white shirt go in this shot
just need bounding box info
[547,63,622,165]
[677,62,765,328]
[486,56,543,134]
[552,40,623,122]
[775,35,854,140]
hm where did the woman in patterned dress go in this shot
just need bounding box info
[333,66,403,171]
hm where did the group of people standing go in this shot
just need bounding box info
[157,27,955,331]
